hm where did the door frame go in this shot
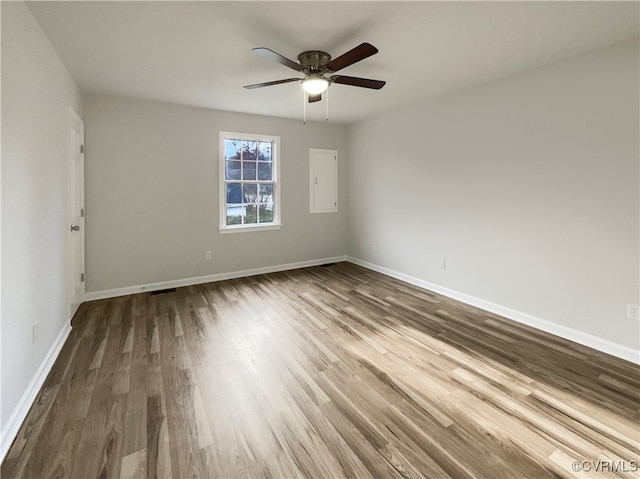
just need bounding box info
[68,107,85,319]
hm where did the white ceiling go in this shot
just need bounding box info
[28,1,639,124]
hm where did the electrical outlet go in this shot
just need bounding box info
[372,242,377,251]
[32,322,38,344]
[440,260,446,271]
[205,251,212,260]
[627,304,639,320]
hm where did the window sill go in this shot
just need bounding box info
[219,224,281,234]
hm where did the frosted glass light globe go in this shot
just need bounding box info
[302,78,329,94]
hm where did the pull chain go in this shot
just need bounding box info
[325,87,329,121]
[303,91,307,125]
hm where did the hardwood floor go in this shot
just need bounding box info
[2,262,639,478]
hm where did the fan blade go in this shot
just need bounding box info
[244,78,300,89]
[308,93,322,103]
[252,47,305,72]
[325,43,378,72]
[331,75,386,89]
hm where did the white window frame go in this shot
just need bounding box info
[219,131,281,234]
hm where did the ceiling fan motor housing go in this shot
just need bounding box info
[298,51,332,72]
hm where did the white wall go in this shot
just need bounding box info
[1,0,82,442]
[347,38,639,353]
[83,94,347,292]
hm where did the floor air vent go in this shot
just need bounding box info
[150,288,177,295]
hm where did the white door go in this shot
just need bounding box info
[69,108,85,317]
[309,149,338,213]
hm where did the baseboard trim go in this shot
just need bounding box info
[0,322,72,462]
[347,256,639,365]
[83,255,349,302]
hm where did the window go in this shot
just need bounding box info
[219,131,280,233]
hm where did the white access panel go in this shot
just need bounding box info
[310,149,338,213]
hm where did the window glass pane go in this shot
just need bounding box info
[226,205,242,225]
[258,142,272,162]
[243,184,257,203]
[258,162,272,181]
[258,203,273,223]
[244,205,258,224]
[225,139,241,159]
[241,141,257,161]
[242,161,257,181]
[258,184,273,203]
[226,183,242,204]
[225,160,241,180]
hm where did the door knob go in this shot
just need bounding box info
[71,225,80,232]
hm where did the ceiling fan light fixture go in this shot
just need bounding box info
[302,77,329,95]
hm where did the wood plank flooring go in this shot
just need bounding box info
[2,262,639,478]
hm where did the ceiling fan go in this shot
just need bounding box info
[244,42,386,104]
